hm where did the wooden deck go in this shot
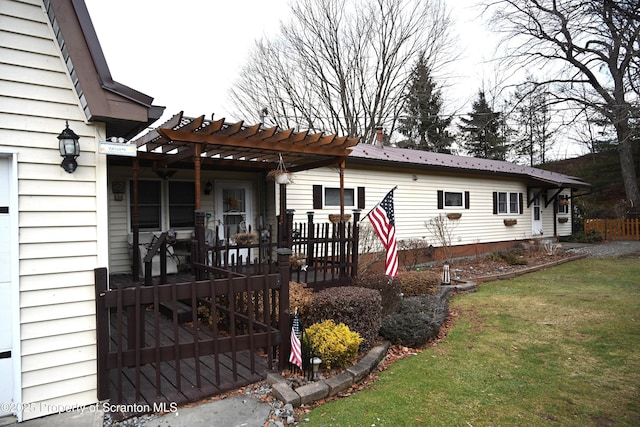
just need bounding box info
[108,308,271,420]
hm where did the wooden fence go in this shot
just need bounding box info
[584,218,640,241]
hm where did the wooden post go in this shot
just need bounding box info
[94,267,110,400]
[194,210,206,280]
[132,159,140,280]
[352,209,361,279]
[194,143,202,210]
[277,248,292,370]
[306,211,315,266]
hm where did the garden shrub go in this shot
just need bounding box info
[490,248,528,265]
[354,273,402,317]
[396,270,441,297]
[305,320,363,369]
[379,288,451,348]
[308,286,382,350]
[289,281,314,323]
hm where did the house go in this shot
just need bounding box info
[1,0,357,421]
[284,136,591,264]
[0,0,163,421]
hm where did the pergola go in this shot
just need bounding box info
[131,111,360,208]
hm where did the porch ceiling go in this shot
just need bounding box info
[131,112,360,172]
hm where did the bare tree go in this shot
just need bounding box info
[229,0,457,144]
[487,0,640,206]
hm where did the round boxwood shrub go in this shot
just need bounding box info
[380,289,451,347]
[353,273,402,317]
[308,286,382,351]
[396,270,441,297]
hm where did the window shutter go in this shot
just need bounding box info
[464,191,470,209]
[492,192,498,214]
[519,193,524,215]
[312,185,322,209]
[437,190,444,209]
[358,186,365,209]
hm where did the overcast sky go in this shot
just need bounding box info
[83,0,585,158]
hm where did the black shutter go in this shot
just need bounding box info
[493,192,498,214]
[437,190,444,209]
[312,185,322,209]
[358,186,365,209]
[519,193,524,215]
[464,191,470,209]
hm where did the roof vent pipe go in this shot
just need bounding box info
[375,125,384,148]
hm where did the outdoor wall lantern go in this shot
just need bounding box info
[442,261,451,285]
[58,121,80,173]
[204,180,212,195]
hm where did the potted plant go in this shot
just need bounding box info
[446,213,462,220]
[329,214,351,223]
[503,219,517,226]
[267,153,292,185]
[558,217,569,223]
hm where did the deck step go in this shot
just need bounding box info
[159,300,193,323]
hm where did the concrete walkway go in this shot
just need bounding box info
[0,396,272,427]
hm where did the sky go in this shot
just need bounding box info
[84,0,586,159]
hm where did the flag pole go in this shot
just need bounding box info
[364,185,398,219]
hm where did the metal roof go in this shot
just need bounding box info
[349,145,591,189]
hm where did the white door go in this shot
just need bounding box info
[0,156,14,416]
[531,195,543,236]
[215,181,253,262]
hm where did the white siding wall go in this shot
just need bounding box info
[288,165,569,248]
[0,0,105,420]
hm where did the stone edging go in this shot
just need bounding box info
[267,341,391,407]
[470,253,588,284]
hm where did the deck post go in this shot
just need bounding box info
[352,209,361,278]
[194,210,206,280]
[94,267,110,400]
[306,211,315,265]
[277,247,292,370]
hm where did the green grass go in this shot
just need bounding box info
[302,258,640,426]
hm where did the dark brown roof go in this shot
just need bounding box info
[349,145,591,189]
[131,112,360,172]
[45,0,164,139]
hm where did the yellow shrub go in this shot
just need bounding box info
[305,320,363,369]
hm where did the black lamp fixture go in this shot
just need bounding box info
[58,121,80,173]
[204,180,213,195]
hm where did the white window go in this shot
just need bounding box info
[324,188,355,207]
[496,191,520,214]
[445,191,463,207]
[557,196,569,214]
[129,179,195,231]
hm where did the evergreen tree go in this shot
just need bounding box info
[397,54,453,153]
[459,91,507,160]
[510,77,556,166]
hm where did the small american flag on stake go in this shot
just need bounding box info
[289,311,303,369]
[367,187,398,278]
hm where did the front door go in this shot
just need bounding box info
[215,181,253,261]
[531,194,543,236]
[0,156,14,416]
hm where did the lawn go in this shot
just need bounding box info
[301,257,640,426]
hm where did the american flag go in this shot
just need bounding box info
[368,188,398,278]
[289,313,303,369]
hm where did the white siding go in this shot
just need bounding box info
[0,0,104,420]
[288,164,569,249]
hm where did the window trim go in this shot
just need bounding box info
[493,191,523,215]
[437,190,470,209]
